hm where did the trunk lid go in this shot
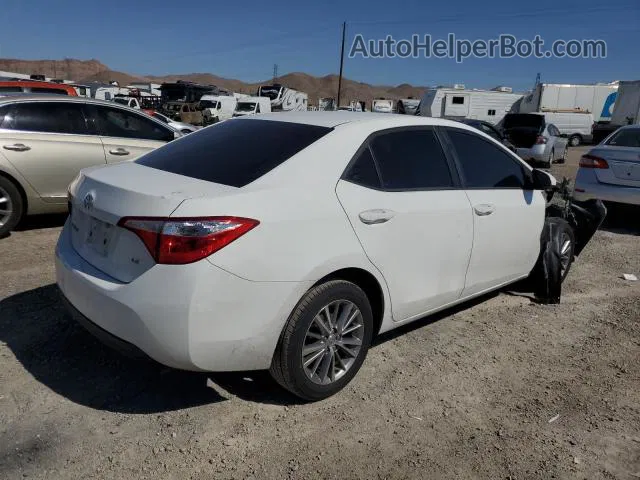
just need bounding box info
[590,146,640,187]
[69,162,238,282]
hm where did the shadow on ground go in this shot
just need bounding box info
[600,203,640,236]
[15,213,68,232]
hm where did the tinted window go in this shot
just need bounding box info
[344,147,381,189]
[31,87,67,95]
[547,124,560,136]
[481,123,501,141]
[137,119,332,187]
[0,102,88,134]
[447,129,528,189]
[370,129,453,189]
[93,106,173,141]
[606,128,640,147]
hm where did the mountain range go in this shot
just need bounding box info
[0,58,427,106]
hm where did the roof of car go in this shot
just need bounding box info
[242,111,465,128]
[0,94,139,109]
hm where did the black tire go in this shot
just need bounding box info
[530,217,575,303]
[544,150,553,169]
[270,280,374,401]
[558,147,567,164]
[569,135,581,147]
[0,175,24,238]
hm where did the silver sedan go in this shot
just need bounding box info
[573,125,640,206]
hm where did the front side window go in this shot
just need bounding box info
[369,129,453,190]
[0,102,88,134]
[447,128,528,189]
[93,106,173,141]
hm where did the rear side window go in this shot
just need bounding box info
[344,147,381,189]
[547,124,560,136]
[0,86,23,93]
[93,105,173,141]
[606,128,640,147]
[0,102,88,134]
[137,119,332,187]
[369,129,453,190]
[447,129,528,189]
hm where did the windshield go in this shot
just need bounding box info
[606,128,640,147]
[113,98,129,105]
[236,102,256,112]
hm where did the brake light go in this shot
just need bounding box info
[118,217,259,264]
[535,135,548,145]
[579,154,609,169]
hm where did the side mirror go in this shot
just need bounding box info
[529,168,556,190]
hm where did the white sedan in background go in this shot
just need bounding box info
[56,112,598,401]
[574,125,640,206]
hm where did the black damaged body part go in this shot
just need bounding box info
[533,177,607,304]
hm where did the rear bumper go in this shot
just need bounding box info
[574,170,640,206]
[55,220,311,371]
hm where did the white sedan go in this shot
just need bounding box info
[56,112,591,400]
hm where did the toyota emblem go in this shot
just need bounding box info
[83,193,94,211]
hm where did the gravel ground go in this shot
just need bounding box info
[1,146,638,479]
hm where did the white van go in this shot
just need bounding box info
[232,97,272,117]
[539,112,593,146]
[199,95,237,123]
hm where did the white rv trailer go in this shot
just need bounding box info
[256,84,308,111]
[418,86,523,124]
[519,83,619,122]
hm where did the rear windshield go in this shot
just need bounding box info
[503,114,544,130]
[136,119,332,187]
[605,128,640,147]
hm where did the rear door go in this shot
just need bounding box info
[87,104,174,162]
[0,101,105,203]
[336,127,474,322]
[443,127,545,297]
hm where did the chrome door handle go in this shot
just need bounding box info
[474,204,495,216]
[3,143,31,152]
[358,209,395,225]
[108,148,130,156]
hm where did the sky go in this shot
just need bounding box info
[1,0,638,91]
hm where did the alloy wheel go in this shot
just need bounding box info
[301,300,364,385]
[560,233,573,277]
[0,186,13,228]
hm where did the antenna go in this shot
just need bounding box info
[534,72,541,88]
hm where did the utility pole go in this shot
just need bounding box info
[337,21,346,108]
[273,64,278,83]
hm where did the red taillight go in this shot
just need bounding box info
[118,217,259,265]
[535,135,547,145]
[579,154,609,169]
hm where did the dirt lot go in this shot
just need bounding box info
[1,146,638,480]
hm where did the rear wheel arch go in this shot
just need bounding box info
[311,267,385,337]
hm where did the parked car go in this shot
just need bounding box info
[460,119,516,152]
[502,113,568,168]
[151,111,197,134]
[0,95,178,236]
[55,112,603,400]
[163,101,203,125]
[0,80,78,96]
[574,125,640,206]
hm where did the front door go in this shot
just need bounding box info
[443,127,546,297]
